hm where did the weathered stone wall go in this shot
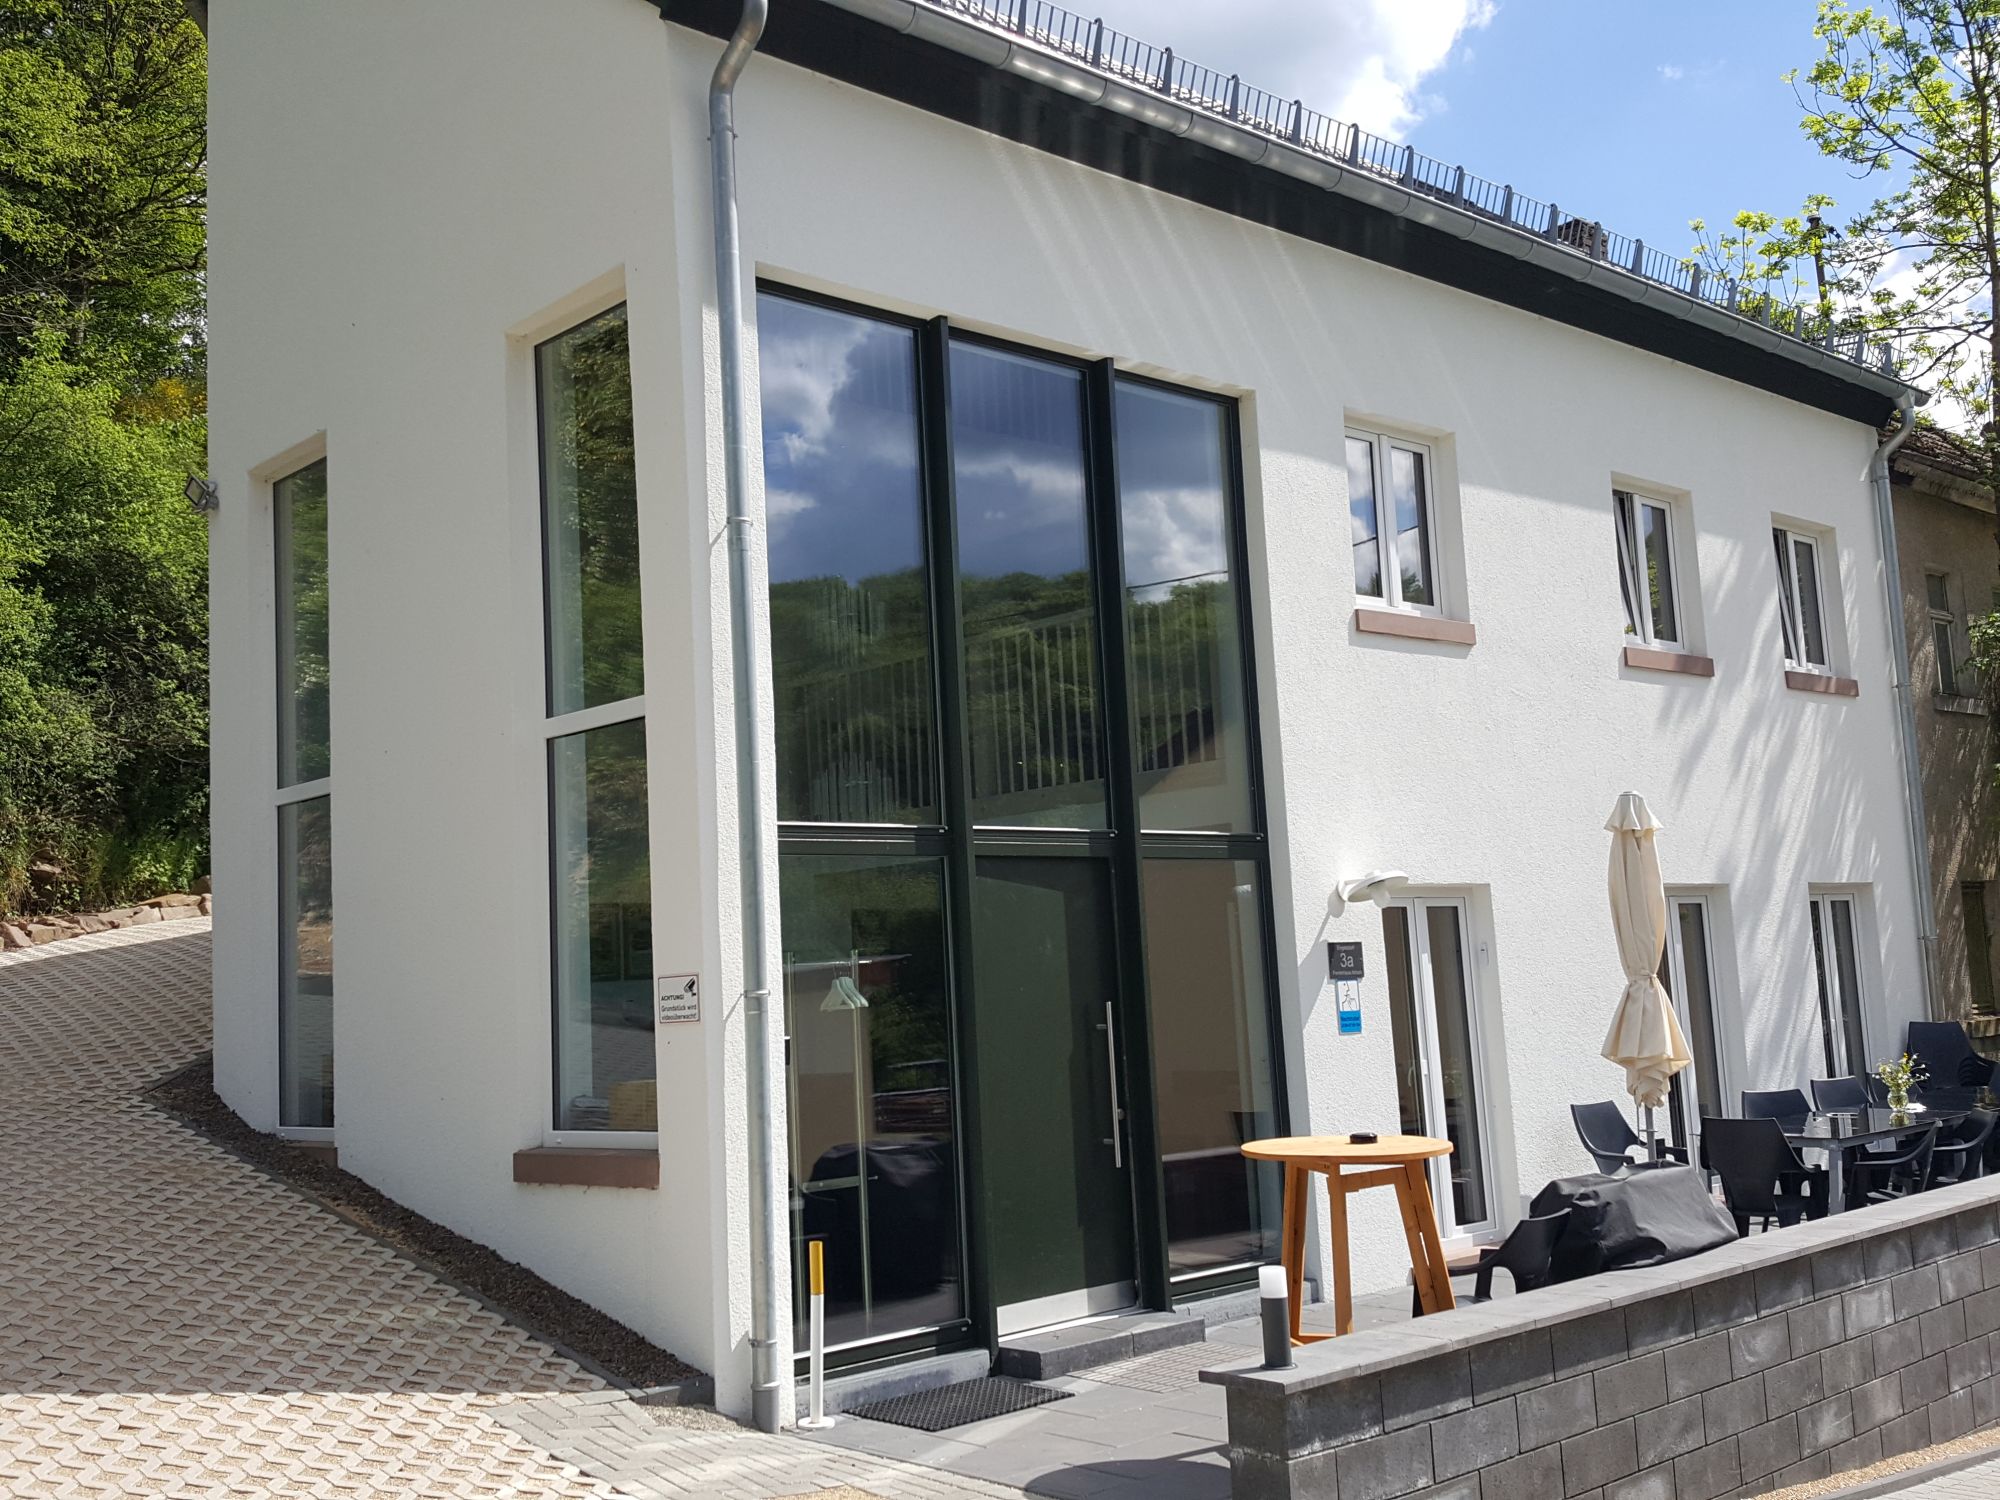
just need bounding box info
[1211,1177,2000,1499]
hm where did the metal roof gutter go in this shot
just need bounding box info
[825,0,1922,413]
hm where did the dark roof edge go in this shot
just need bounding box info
[663,0,1920,427]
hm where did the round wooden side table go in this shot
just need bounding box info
[1241,1134,1456,1343]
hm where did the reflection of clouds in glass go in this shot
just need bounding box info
[765,486,818,546]
[1121,485,1226,600]
[759,316,866,461]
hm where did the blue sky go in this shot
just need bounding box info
[1083,1,1877,268]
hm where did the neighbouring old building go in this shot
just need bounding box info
[209,0,1942,1420]
[1891,427,2000,1023]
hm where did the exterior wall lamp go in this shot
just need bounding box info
[184,475,220,513]
[1329,869,1408,917]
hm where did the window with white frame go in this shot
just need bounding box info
[1346,429,1438,612]
[1928,572,1965,697]
[1658,894,1727,1160]
[1613,491,1685,650]
[1381,898,1494,1237]
[274,457,333,1131]
[536,304,655,1136]
[1809,892,1869,1078]
[1773,525,1831,670]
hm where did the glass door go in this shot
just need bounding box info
[1660,896,1726,1161]
[1384,900,1494,1238]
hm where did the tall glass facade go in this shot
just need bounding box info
[759,287,1280,1355]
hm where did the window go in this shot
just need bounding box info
[1613,491,1684,649]
[1346,430,1437,612]
[536,306,654,1134]
[1659,895,1725,1159]
[1774,526,1830,670]
[1963,883,1996,1017]
[1929,572,1964,697]
[1809,894,1869,1077]
[1383,899,1493,1237]
[274,457,333,1130]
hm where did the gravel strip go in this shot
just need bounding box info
[146,1050,700,1391]
[1764,1428,2000,1499]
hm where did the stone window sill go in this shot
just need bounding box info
[1622,645,1714,678]
[513,1146,659,1189]
[1785,669,1859,698]
[1353,607,1476,647]
[1936,694,1987,717]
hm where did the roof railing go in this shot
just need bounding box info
[921,0,1902,380]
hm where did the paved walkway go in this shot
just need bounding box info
[0,923,1027,1499]
[1876,1452,2000,1497]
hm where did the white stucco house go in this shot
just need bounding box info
[208,0,1939,1426]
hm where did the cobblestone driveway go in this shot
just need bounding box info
[0,925,1022,1500]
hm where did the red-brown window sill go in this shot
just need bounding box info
[1622,645,1715,677]
[513,1146,659,1189]
[1353,607,1477,646]
[1785,669,1859,698]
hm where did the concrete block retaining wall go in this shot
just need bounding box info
[1206,1177,2000,1500]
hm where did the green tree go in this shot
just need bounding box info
[0,0,208,916]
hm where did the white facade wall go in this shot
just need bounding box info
[209,0,1926,1411]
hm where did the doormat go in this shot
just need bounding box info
[850,1376,1071,1432]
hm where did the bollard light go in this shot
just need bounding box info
[1259,1263,1293,1370]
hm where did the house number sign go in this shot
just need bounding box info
[656,974,700,1025]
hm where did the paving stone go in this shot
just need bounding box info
[1692,1276,1758,1334]
[1471,1329,1553,1405]
[1426,1398,1518,1480]
[1734,1413,1799,1482]
[1550,1310,1628,1380]
[1382,1354,1470,1432]
[1559,1419,1637,1496]
[1670,1436,1741,1500]
[1902,1351,1950,1410]
[1698,1373,1766,1443]
[1796,1391,1853,1457]
[1763,1353,1824,1419]
[1517,1374,1596,1451]
[1333,1424,1432,1500]
[1728,1314,1791,1379]
[1634,1394,1704,1468]
[1664,1333,1734,1401]
[1480,1443,1561,1500]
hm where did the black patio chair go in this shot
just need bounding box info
[1571,1101,1688,1175]
[1741,1088,1811,1119]
[1848,1122,1940,1206]
[1700,1117,1829,1236]
[1927,1110,1996,1190]
[1810,1076,1868,1112]
[1409,1210,1567,1314]
[1907,1021,1996,1090]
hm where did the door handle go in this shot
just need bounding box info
[1103,1001,1124,1170]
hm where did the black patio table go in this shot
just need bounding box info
[1771,1104,1970,1212]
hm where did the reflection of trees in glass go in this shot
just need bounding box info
[1129,578,1224,775]
[280,461,330,783]
[770,568,935,823]
[561,722,651,987]
[542,310,642,712]
[962,570,1101,806]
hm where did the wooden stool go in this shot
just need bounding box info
[1241,1134,1457,1342]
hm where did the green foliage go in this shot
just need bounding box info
[0,0,207,917]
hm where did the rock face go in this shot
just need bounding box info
[0,892,211,951]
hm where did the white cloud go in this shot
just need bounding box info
[1658,64,1684,82]
[1086,0,1494,140]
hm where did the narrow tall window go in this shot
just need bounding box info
[1963,883,1996,1017]
[1613,491,1683,649]
[1659,895,1725,1159]
[274,457,333,1128]
[1346,430,1436,611]
[1809,894,1868,1078]
[1774,527,1830,670]
[1383,899,1492,1236]
[1928,572,1963,697]
[537,306,653,1133]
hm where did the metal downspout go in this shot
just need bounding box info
[1871,396,1941,1018]
[705,0,782,1433]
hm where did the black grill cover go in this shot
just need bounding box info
[1530,1164,1738,1282]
